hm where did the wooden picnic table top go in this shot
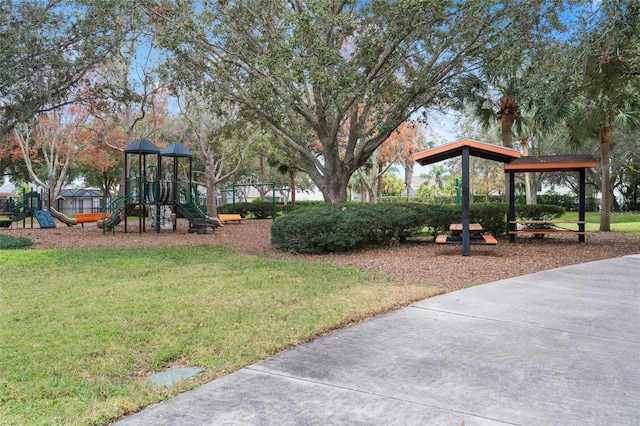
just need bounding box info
[449,223,483,232]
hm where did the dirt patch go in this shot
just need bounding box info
[2,219,638,291]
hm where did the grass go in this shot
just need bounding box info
[560,211,640,234]
[0,245,439,425]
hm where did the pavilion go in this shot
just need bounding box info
[413,139,597,256]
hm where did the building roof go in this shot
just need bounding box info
[504,155,597,173]
[413,139,521,166]
[59,189,104,198]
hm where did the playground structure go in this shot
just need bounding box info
[0,138,263,234]
[100,138,221,235]
[0,189,58,229]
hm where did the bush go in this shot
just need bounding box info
[218,201,276,219]
[270,205,366,253]
[515,204,565,220]
[271,203,433,253]
[470,203,508,236]
[271,202,512,253]
[414,204,460,238]
[0,234,33,249]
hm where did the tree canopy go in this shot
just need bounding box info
[0,1,123,140]
[145,0,571,202]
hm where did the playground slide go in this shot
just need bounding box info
[49,207,77,227]
[97,204,126,230]
[96,195,137,231]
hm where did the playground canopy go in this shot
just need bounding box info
[124,138,161,154]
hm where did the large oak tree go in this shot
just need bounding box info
[146,0,568,203]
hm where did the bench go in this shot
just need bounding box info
[436,234,498,245]
[76,213,110,227]
[435,234,449,244]
[218,213,246,224]
[509,220,586,236]
[509,220,586,243]
[437,223,498,246]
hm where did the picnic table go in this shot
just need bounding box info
[436,223,497,245]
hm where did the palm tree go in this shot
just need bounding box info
[566,1,640,230]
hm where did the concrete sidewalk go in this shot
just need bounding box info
[117,255,640,425]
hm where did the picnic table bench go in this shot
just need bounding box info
[436,223,497,246]
[509,220,586,236]
[218,213,246,224]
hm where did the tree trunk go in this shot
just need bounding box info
[288,166,296,208]
[521,138,535,204]
[501,113,514,201]
[528,172,540,205]
[404,161,413,202]
[257,155,269,201]
[599,122,612,231]
[205,158,219,218]
[322,172,350,203]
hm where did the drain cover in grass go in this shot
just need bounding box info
[150,367,205,386]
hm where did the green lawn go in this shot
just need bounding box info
[0,245,438,425]
[560,211,640,233]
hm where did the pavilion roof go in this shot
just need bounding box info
[413,139,521,166]
[504,155,597,173]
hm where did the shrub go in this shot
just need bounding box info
[271,203,433,253]
[0,234,33,249]
[270,205,366,253]
[218,201,277,219]
[271,202,511,253]
[470,203,508,236]
[417,204,460,238]
[515,204,565,220]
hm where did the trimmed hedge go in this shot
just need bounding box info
[271,202,511,254]
[217,200,323,219]
[0,234,33,249]
[271,203,434,253]
[217,201,276,219]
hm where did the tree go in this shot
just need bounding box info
[0,1,123,145]
[146,0,568,203]
[567,0,640,230]
[12,105,92,201]
[84,2,169,195]
[390,121,428,202]
[168,90,256,217]
[76,139,123,206]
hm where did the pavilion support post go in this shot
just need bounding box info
[124,153,128,234]
[509,170,516,243]
[579,168,586,242]
[462,147,470,256]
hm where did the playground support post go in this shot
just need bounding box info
[231,182,277,219]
